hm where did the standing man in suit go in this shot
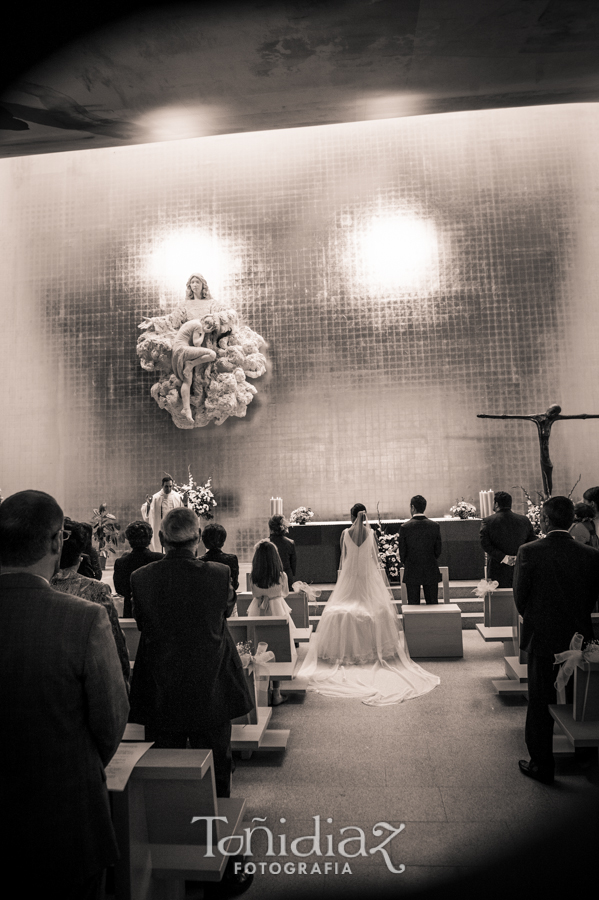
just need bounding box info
[113,520,164,617]
[0,490,129,898]
[480,491,537,587]
[129,507,254,797]
[399,495,442,604]
[514,496,599,784]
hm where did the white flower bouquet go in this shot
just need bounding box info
[173,468,217,520]
[289,506,314,525]
[449,498,477,519]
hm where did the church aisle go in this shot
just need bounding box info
[229,630,598,899]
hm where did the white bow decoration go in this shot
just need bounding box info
[292,581,322,602]
[472,579,499,598]
[554,633,585,703]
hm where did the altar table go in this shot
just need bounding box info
[289,517,485,583]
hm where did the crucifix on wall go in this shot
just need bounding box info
[477,404,599,496]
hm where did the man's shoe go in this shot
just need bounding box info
[518,759,554,785]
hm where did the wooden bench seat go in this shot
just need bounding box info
[401,603,463,657]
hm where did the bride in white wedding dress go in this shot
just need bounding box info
[299,510,440,706]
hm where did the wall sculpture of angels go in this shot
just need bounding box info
[136,273,267,428]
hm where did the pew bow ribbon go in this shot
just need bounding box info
[554,633,585,703]
[292,581,322,602]
[472,579,499,597]
[251,641,275,677]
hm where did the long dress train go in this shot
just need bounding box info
[299,512,440,706]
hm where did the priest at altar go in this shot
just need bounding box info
[141,475,187,553]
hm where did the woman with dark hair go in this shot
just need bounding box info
[248,539,298,705]
[75,521,102,580]
[570,502,599,548]
[51,523,130,687]
[113,521,164,617]
[268,515,297,587]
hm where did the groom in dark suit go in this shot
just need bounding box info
[398,495,442,604]
[514,495,599,784]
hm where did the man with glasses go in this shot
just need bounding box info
[0,490,129,899]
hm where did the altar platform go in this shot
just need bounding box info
[288,517,485,582]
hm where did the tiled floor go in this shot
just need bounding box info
[227,630,598,900]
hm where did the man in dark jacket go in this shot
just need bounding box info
[480,491,536,587]
[200,522,240,591]
[0,490,129,898]
[113,520,163,617]
[398,495,442,604]
[514,495,599,784]
[129,507,254,797]
[268,514,297,588]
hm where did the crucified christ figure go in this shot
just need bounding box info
[477,404,599,496]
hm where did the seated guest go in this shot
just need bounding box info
[113,520,163,617]
[51,522,130,687]
[248,539,298,705]
[479,490,537,587]
[129,508,254,797]
[268,514,297,587]
[0,490,129,898]
[570,502,599,547]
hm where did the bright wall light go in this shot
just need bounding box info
[137,105,216,141]
[350,213,439,293]
[148,230,235,297]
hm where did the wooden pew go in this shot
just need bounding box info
[110,748,246,900]
[401,604,463,657]
[487,594,528,695]
[483,587,515,628]
[399,567,450,604]
[227,616,295,754]
[235,591,313,640]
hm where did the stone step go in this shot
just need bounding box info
[309,608,483,632]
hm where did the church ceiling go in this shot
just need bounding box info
[2,0,599,158]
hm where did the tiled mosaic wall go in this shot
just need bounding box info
[2,104,599,559]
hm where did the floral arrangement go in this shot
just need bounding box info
[520,487,545,535]
[372,504,400,581]
[583,639,599,663]
[90,503,120,558]
[173,467,217,520]
[449,498,478,519]
[236,640,254,665]
[289,506,314,525]
[519,476,580,536]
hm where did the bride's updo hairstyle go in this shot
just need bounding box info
[350,503,367,520]
[251,538,284,589]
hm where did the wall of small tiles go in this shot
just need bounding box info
[2,103,599,559]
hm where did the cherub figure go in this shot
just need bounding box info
[137,273,267,428]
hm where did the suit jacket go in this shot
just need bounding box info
[0,573,129,882]
[200,548,240,591]
[129,549,254,728]
[480,509,536,587]
[113,546,164,616]
[513,531,599,656]
[269,533,297,586]
[398,515,442,584]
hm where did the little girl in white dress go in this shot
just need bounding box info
[247,539,298,705]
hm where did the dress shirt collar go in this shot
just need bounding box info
[0,571,50,585]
